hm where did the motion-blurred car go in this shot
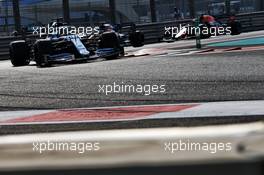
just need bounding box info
[9,21,145,67]
[162,15,241,42]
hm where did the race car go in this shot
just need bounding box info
[162,14,241,42]
[10,19,93,67]
[10,20,145,67]
[10,36,91,67]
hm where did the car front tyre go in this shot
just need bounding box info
[9,40,30,67]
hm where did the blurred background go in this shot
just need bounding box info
[0,0,263,34]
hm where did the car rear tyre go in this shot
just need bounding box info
[98,32,121,60]
[129,31,144,47]
[9,40,30,66]
[99,32,120,49]
[230,21,242,35]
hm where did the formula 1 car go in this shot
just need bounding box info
[10,35,92,67]
[10,19,92,67]
[10,20,144,67]
[162,15,241,42]
[162,23,218,43]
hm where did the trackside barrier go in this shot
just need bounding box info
[0,122,263,172]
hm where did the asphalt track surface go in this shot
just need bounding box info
[0,32,264,111]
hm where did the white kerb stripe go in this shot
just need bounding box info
[146,100,264,119]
